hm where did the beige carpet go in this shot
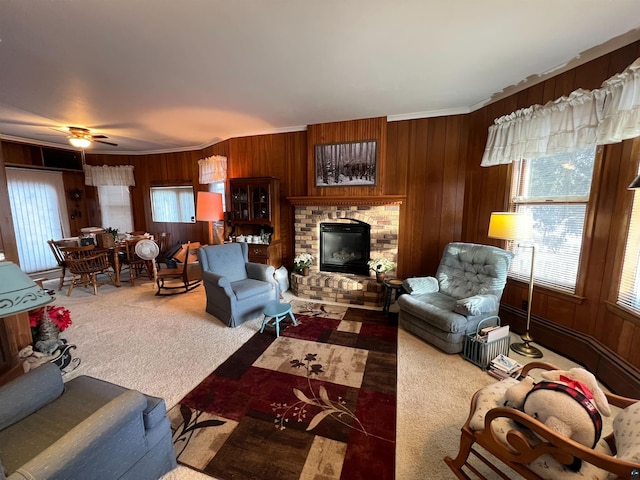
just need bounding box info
[44,277,579,480]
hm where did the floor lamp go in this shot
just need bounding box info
[196,192,224,245]
[488,212,543,358]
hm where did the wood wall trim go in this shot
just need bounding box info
[500,304,640,398]
[287,195,405,206]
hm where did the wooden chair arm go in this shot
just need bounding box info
[479,406,640,478]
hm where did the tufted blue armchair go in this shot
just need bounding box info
[397,242,513,354]
[198,243,280,327]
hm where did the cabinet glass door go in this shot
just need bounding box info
[251,186,270,220]
[231,185,249,220]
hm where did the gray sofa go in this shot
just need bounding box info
[198,243,280,327]
[0,363,176,480]
[397,242,513,354]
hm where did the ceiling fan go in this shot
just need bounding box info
[66,127,118,148]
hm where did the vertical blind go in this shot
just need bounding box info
[6,168,70,273]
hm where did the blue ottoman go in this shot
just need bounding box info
[260,301,297,337]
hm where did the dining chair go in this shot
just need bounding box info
[61,245,115,295]
[47,240,67,290]
[121,238,152,285]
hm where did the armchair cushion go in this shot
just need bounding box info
[454,294,499,316]
[403,276,438,295]
[232,278,275,301]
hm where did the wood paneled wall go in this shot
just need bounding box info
[463,41,640,369]
[2,38,640,373]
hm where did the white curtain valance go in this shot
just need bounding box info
[481,89,598,166]
[481,56,640,167]
[596,58,640,144]
[84,164,135,186]
[198,155,227,184]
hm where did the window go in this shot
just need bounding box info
[150,186,195,223]
[507,147,597,293]
[98,185,134,233]
[6,168,70,273]
[209,181,226,211]
[618,164,640,313]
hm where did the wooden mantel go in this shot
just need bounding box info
[286,195,405,206]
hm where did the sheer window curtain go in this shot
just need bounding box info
[6,168,70,273]
[198,155,227,184]
[84,164,136,232]
[84,164,135,187]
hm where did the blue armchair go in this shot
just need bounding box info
[0,363,176,480]
[198,243,280,327]
[397,242,513,354]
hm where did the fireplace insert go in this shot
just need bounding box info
[320,221,370,275]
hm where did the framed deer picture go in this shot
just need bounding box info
[314,140,377,187]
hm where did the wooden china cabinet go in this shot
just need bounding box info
[228,177,281,267]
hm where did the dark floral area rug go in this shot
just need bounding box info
[168,308,397,480]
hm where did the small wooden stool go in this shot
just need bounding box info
[260,301,297,337]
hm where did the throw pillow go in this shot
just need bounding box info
[173,242,201,264]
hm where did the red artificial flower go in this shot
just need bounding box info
[28,306,72,331]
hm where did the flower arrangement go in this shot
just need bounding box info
[294,253,314,273]
[29,306,72,339]
[367,257,395,273]
[104,227,119,241]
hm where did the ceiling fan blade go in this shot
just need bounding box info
[91,134,108,139]
[94,139,118,146]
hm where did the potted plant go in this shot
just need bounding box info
[294,253,314,276]
[367,257,395,283]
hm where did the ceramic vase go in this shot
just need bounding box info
[376,272,385,283]
[302,266,310,277]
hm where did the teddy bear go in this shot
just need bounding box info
[18,345,58,373]
[504,367,610,470]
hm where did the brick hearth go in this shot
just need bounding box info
[288,196,404,307]
[291,271,384,307]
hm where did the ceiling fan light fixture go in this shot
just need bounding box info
[68,136,92,148]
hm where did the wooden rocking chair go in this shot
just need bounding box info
[445,361,640,480]
[155,242,202,296]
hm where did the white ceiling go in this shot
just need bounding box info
[1,1,640,155]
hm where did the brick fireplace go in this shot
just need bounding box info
[288,196,403,307]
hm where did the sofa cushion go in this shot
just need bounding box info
[0,363,63,431]
[232,278,274,301]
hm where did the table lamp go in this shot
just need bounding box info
[0,261,53,317]
[487,212,542,358]
[196,192,224,245]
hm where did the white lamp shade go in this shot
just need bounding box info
[488,212,533,241]
[0,261,53,316]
